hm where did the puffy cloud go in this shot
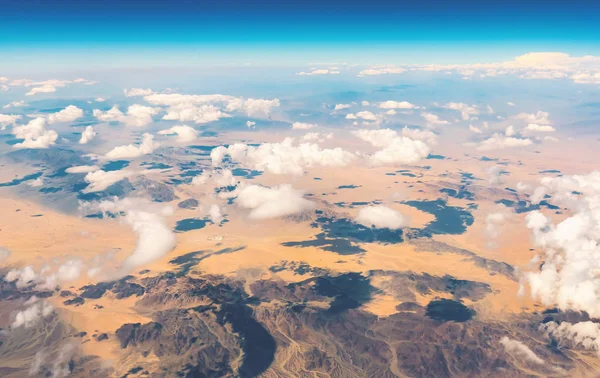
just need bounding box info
[191,168,238,188]
[400,127,438,145]
[2,100,27,109]
[0,113,22,128]
[486,166,505,186]
[104,133,159,160]
[28,177,43,187]
[236,184,315,220]
[83,169,135,192]
[26,84,58,96]
[378,101,417,109]
[292,122,316,130]
[476,133,532,151]
[231,98,281,117]
[352,128,431,166]
[355,205,406,229]
[302,132,333,143]
[162,104,231,124]
[95,97,106,102]
[522,172,600,317]
[507,102,516,107]
[79,126,97,144]
[124,88,155,97]
[65,165,99,174]
[500,337,545,365]
[421,112,449,126]
[85,197,176,273]
[5,266,38,288]
[12,117,58,149]
[246,121,256,128]
[540,321,600,353]
[210,138,356,175]
[405,52,600,85]
[209,204,223,224]
[358,67,406,77]
[525,123,556,133]
[93,105,159,127]
[443,102,479,120]
[11,301,54,328]
[469,125,483,134]
[505,125,516,137]
[158,125,198,143]
[514,111,551,125]
[46,105,84,124]
[297,69,340,76]
[334,104,351,111]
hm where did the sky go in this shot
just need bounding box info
[2,0,600,72]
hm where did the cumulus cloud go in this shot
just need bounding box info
[525,123,556,133]
[79,126,97,144]
[65,165,100,174]
[0,247,11,263]
[476,133,532,151]
[191,168,238,188]
[83,169,135,192]
[104,133,159,160]
[292,122,316,130]
[124,88,155,97]
[443,102,479,120]
[421,112,449,126]
[246,121,256,128]
[0,113,22,128]
[485,205,510,248]
[158,125,198,143]
[505,125,516,137]
[2,100,27,109]
[93,105,159,127]
[46,105,84,124]
[297,69,340,76]
[12,117,58,149]
[486,166,506,186]
[355,205,406,229]
[208,204,223,224]
[5,266,37,288]
[334,104,351,111]
[522,171,600,317]
[11,301,54,328]
[500,337,545,365]
[378,101,417,110]
[236,184,315,220]
[540,321,600,353]
[162,104,231,124]
[84,197,176,273]
[515,111,551,125]
[210,138,356,175]
[358,67,406,77]
[301,132,333,143]
[469,125,483,134]
[352,128,431,166]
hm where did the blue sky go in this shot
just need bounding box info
[1,0,599,71]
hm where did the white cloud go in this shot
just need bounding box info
[79,126,97,144]
[522,171,600,317]
[486,166,505,186]
[124,88,155,97]
[93,105,159,127]
[469,125,482,134]
[355,205,406,229]
[28,177,43,188]
[104,133,159,160]
[83,169,135,192]
[11,301,54,328]
[297,69,340,76]
[421,112,449,126]
[541,321,600,353]
[12,117,58,149]
[246,121,256,128]
[507,102,516,106]
[5,266,37,288]
[505,125,516,137]
[378,101,417,109]
[191,168,238,188]
[443,102,479,120]
[95,97,106,102]
[500,337,545,365]
[210,138,356,175]
[2,101,27,109]
[292,122,316,130]
[485,205,510,248]
[476,133,532,151]
[515,111,551,125]
[334,104,351,111]
[46,105,83,124]
[0,114,21,128]
[358,67,406,77]
[65,165,99,174]
[352,128,431,166]
[83,197,175,273]
[158,125,198,143]
[236,184,315,220]
[162,104,231,124]
[209,204,223,224]
[525,123,556,133]
[26,84,58,96]
[0,247,11,262]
